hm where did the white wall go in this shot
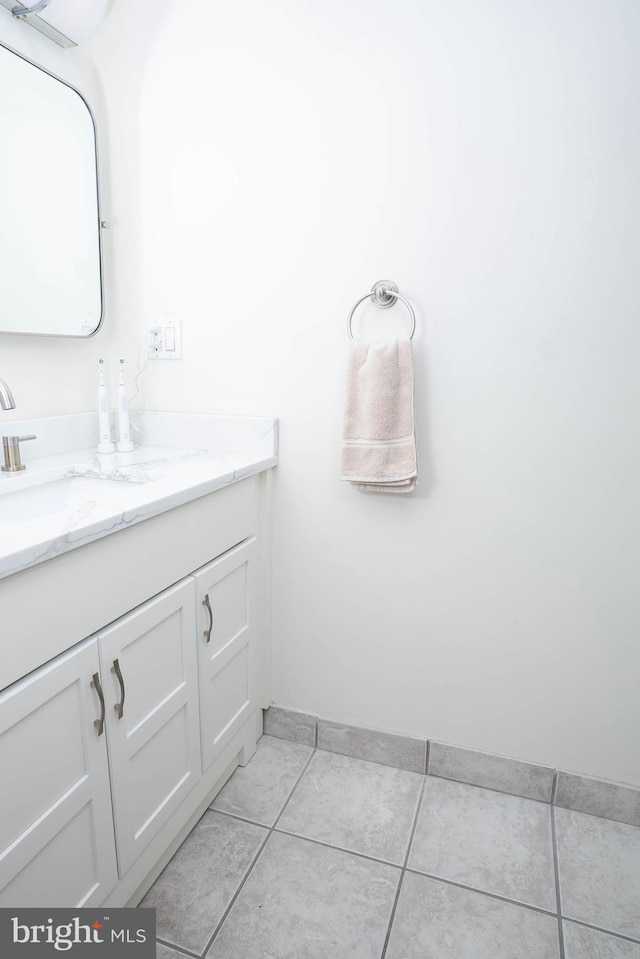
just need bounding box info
[0,10,117,418]
[54,0,640,786]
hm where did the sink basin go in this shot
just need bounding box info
[0,474,149,524]
[0,450,209,528]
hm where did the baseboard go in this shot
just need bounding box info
[263,706,640,827]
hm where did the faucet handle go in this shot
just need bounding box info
[17,434,37,442]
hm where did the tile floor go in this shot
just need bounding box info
[143,735,640,959]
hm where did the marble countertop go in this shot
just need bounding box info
[0,411,277,580]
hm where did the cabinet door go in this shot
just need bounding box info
[0,638,118,907]
[194,538,258,772]
[98,578,200,876]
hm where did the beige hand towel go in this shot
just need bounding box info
[340,338,417,492]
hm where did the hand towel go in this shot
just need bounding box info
[340,338,417,492]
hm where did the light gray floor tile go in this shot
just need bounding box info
[563,922,640,958]
[556,808,640,940]
[211,735,313,825]
[408,775,556,910]
[156,944,188,959]
[206,831,400,959]
[385,872,560,959]
[140,811,267,954]
[277,749,423,864]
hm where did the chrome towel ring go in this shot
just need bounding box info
[347,280,416,341]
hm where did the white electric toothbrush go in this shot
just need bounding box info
[117,359,135,452]
[97,359,115,453]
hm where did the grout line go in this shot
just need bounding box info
[272,826,403,870]
[424,739,430,775]
[272,747,317,828]
[155,937,201,959]
[426,771,553,805]
[403,868,560,919]
[403,776,428,871]
[209,808,271,830]
[562,917,640,946]
[200,829,272,956]
[202,747,318,956]
[550,805,566,958]
[380,776,428,959]
[551,769,559,804]
[380,872,407,959]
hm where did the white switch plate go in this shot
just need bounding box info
[149,317,182,360]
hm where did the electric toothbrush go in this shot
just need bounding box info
[97,359,115,453]
[117,359,135,452]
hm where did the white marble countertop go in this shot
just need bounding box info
[0,411,277,580]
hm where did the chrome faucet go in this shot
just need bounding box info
[0,380,38,471]
[2,434,36,472]
[0,378,16,411]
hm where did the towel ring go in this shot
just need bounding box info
[347,280,416,341]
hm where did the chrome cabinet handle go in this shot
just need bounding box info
[91,672,106,736]
[203,594,213,643]
[112,658,125,719]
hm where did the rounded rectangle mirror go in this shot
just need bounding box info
[0,42,103,337]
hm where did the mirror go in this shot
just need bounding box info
[0,42,103,337]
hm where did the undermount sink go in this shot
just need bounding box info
[0,447,216,528]
[0,473,151,524]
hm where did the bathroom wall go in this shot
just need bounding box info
[97,0,638,786]
[0,11,116,418]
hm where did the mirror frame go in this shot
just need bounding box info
[0,40,104,338]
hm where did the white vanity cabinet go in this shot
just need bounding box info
[195,538,259,772]
[0,472,273,908]
[97,578,201,876]
[0,638,118,907]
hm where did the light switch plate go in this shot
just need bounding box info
[149,317,182,360]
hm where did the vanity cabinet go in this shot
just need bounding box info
[0,638,118,907]
[0,474,272,908]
